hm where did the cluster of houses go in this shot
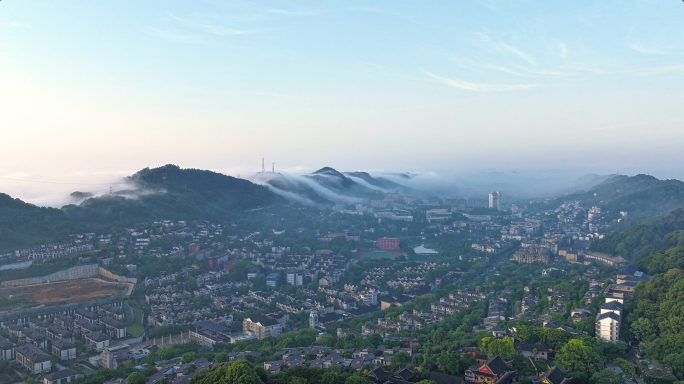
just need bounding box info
[0,301,129,378]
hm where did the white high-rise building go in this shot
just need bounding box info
[362,290,378,306]
[309,310,319,328]
[287,269,304,286]
[489,191,501,210]
[596,300,623,342]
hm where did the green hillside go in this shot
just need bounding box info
[529,175,684,230]
[0,193,80,253]
[63,165,284,224]
[590,207,684,261]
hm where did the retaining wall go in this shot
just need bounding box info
[0,264,137,287]
[0,264,99,286]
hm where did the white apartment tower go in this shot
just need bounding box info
[489,191,501,210]
[309,310,319,328]
[363,290,378,306]
[596,300,623,342]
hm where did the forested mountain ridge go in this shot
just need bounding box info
[0,165,285,250]
[0,193,80,253]
[590,207,684,261]
[62,165,284,224]
[529,174,684,231]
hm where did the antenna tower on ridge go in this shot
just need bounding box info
[272,163,274,173]
[262,158,265,173]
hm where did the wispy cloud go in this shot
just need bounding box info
[629,43,670,55]
[476,31,537,66]
[198,25,264,36]
[167,13,264,36]
[359,62,386,69]
[498,42,537,66]
[264,9,322,16]
[147,27,202,43]
[423,71,538,92]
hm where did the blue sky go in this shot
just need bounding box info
[1,0,684,204]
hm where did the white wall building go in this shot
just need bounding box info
[489,191,501,210]
[596,300,623,342]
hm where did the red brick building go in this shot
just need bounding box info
[377,238,399,250]
[206,254,229,270]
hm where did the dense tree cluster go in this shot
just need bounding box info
[0,193,78,252]
[625,268,684,379]
[591,207,684,261]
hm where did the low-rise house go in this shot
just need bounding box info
[0,337,14,360]
[15,344,51,374]
[514,342,549,360]
[53,315,74,330]
[533,366,571,384]
[99,304,125,321]
[74,320,101,337]
[100,317,127,339]
[366,366,391,383]
[24,328,48,350]
[464,356,515,384]
[52,339,77,361]
[47,325,73,342]
[430,372,464,384]
[75,309,99,323]
[43,368,78,384]
[7,323,25,338]
[85,331,110,351]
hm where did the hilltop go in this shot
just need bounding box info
[255,167,420,205]
[62,165,283,224]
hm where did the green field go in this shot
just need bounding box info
[126,299,145,338]
[360,251,397,260]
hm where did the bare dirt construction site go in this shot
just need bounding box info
[0,278,126,308]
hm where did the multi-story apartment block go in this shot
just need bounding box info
[362,290,378,306]
[377,238,399,250]
[596,300,623,343]
[286,269,304,286]
[243,315,282,340]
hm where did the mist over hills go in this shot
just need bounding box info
[62,165,283,224]
[252,167,425,206]
[5,164,684,254]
